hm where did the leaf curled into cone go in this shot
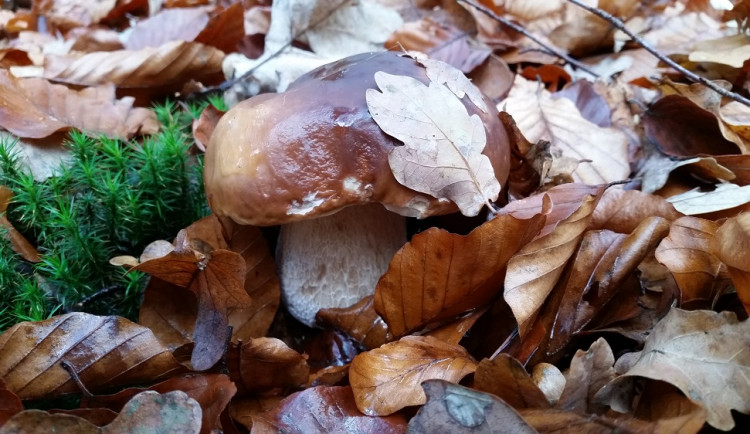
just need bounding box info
[374,211,545,338]
[349,335,477,416]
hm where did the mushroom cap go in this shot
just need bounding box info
[204,51,511,226]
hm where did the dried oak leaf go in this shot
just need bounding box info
[374,210,545,338]
[655,217,726,305]
[711,213,750,316]
[503,184,605,336]
[250,386,406,433]
[44,40,224,90]
[367,70,500,217]
[0,313,180,400]
[0,70,158,140]
[474,354,550,409]
[612,308,750,430]
[1,390,202,434]
[349,335,477,416]
[501,76,630,184]
[408,380,536,434]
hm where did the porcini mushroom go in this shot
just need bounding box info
[204,51,511,326]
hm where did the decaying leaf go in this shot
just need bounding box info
[611,308,750,430]
[250,386,407,433]
[556,338,615,415]
[711,213,750,316]
[501,75,630,184]
[474,354,550,409]
[1,391,202,434]
[316,296,390,350]
[374,211,545,337]
[367,71,501,216]
[0,313,180,400]
[226,338,309,394]
[0,70,158,139]
[349,336,477,416]
[408,380,536,434]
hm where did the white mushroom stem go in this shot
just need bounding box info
[276,203,406,327]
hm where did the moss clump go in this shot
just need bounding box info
[0,101,213,331]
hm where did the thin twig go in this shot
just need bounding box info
[566,0,750,107]
[457,0,600,77]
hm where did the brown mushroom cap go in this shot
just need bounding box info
[204,51,511,226]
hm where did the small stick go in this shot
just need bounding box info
[566,0,750,107]
[61,360,94,398]
[457,0,600,77]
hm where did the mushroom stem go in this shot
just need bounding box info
[276,203,406,327]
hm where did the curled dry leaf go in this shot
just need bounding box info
[44,40,224,90]
[316,296,390,350]
[367,70,500,217]
[666,183,750,215]
[0,70,158,140]
[556,338,615,415]
[503,184,604,336]
[226,338,309,394]
[474,354,550,409]
[250,386,407,434]
[501,76,630,184]
[590,187,682,234]
[408,380,536,434]
[0,313,180,400]
[3,390,203,434]
[374,211,545,338]
[655,217,725,305]
[711,213,750,316]
[349,335,477,416]
[612,308,750,431]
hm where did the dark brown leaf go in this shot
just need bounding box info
[474,354,550,409]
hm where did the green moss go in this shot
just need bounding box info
[0,101,212,331]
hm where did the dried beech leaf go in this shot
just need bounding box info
[655,217,725,305]
[474,355,550,409]
[349,335,477,416]
[0,70,158,139]
[251,386,406,433]
[0,379,22,425]
[590,188,682,234]
[556,338,615,414]
[367,71,500,216]
[501,76,630,184]
[44,40,224,90]
[408,380,536,434]
[226,338,309,394]
[0,313,180,400]
[531,363,565,406]
[102,391,201,434]
[666,183,750,215]
[0,187,40,262]
[316,296,390,350]
[504,189,601,336]
[519,408,702,434]
[0,410,98,433]
[125,7,210,50]
[192,104,225,153]
[35,0,116,32]
[613,308,750,430]
[425,309,485,346]
[138,279,197,350]
[374,212,545,337]
[711,213,750,316]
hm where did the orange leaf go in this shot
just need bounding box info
[374,211,545,338]
[0,70,158,139]
[349,335,477,416]
[0,313,180,400]
[474,354,550,409]
[226,338,309,394]
[317,296,390,350]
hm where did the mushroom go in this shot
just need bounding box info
[203,51,511,327]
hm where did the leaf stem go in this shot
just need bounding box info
[565,0,750,107]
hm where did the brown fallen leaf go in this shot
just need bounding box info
[425,308,485,346]
[610,308,750,430]
[590,187,682,234]
[228,396,283,432]
[0,313,180,400]
[249,386,407,434]
[531,363,566,406]
[192,104,225,153]
[374,210,545,338]
[0,186,40,262]
[349,335,477,416]
[519,408,703,434]
[0,70,158,140]
[408,380,536,434]
[0,379,22,426]
[655,216,726,306]
[44,40,224,92]
[226,338,309,395]
[138,279,197,350]
[474,354,550,409]
[316,296,390,350]
[2,390,202,434]
[33,0,118,33]
[711,213,750,316]
[504,185,604,336]
[556,338,615,415]
[124,6,211,50]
